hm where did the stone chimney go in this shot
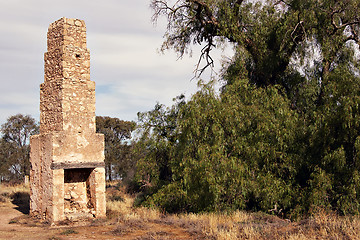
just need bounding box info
[30,17,106,222]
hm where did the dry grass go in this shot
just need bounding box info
[2,181,360,239]
[106,182,162,223]
[0,183,29,205]
[106,181,360,240]
[142,208,360,240]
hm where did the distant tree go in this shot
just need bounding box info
[0,138,12,181]
[0,114,39,181]
[96,116,136,181]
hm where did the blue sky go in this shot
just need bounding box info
[0,0,231,124]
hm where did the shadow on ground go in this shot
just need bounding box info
[11,191,30,214]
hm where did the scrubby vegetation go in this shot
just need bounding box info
[132,0,360,220]
[107,181,360,239]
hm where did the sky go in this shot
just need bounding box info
[0,0,232,125]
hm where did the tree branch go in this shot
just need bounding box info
[330,7,360,34]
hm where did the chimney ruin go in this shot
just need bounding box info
[30,17,106,222]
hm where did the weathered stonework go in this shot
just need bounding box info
[30,17,106,223]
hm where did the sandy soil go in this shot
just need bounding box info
[0,203,197,240]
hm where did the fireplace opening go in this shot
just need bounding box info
[64,168,95,219]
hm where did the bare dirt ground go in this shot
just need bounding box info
[0,203,196,240]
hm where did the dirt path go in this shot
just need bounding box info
[0,203,52,240]
[0,205,23,230]
[0,203,197,240]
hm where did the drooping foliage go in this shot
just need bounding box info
[134,0,360,219]
[134,96,185,196]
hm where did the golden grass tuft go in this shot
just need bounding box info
[105,182,360,239]
[106,182,162,223]
[170,210,360,240]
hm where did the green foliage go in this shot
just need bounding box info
[0,114,38,181]
[96,116,136,181]
[137,81,301,215]
[134,96,185,193]
[137,0,360,219]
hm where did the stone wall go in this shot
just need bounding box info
[41,18,93,134]
[30,17,106,223]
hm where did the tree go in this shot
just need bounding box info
[131,0,360,218]
[0,139,13,181]
[136,80,303,214]
[0,114,39,181]
[151,0,360,88]
[96,116,136,181]
[135,96,185,193]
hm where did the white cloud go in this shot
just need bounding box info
[0,0,233,125]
